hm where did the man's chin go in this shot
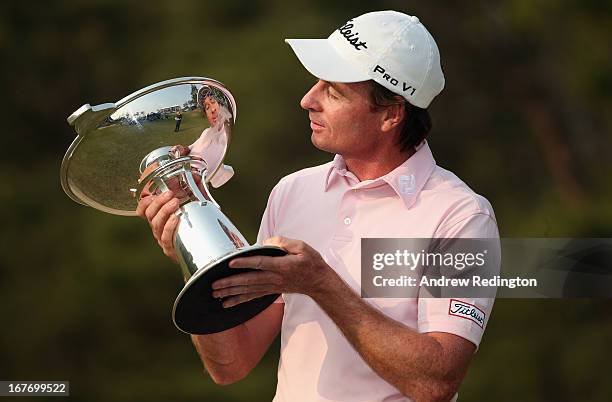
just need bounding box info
[311,132,336,154]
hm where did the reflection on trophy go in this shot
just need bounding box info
[60,77,285,334]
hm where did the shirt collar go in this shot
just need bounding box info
[323,140,436,209]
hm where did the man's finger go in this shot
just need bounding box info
[263,236,309,254]
[212,271,281,290]
[212,283,275,299]
[228,255,289,272]
[150,198,180,239]
[262,236,291,249]
[222,292,272,308]
[144,191,174,222]
[160,214,180,252]
[136,195,154,219]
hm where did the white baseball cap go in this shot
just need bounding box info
[285,10,445,108]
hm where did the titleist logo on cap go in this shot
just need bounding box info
[337,20,368,50]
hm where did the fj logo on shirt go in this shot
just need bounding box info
[448,299,485,328]
[338,20,368,50]
[373,65,417,96]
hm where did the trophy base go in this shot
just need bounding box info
[172,245,287,334]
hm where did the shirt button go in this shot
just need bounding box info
[344,217,352,225]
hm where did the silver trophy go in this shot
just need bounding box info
[61,77,285,334]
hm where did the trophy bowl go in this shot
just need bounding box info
[61,77,285,334]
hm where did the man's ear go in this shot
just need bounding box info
[380,101,406,132]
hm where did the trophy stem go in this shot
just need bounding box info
[136,147,285,335]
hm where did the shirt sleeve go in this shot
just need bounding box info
[256,182,280,244]
[188,128,209,152]
[418,212,499,349]
[257,182,285,304]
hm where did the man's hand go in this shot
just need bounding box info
[136,190,181,263]
[170,144,190,157]
[211,236,333,308]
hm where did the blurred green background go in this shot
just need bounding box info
[1,1,612,401]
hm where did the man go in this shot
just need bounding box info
[137,10,498,402]
[171,86,234,188]
[174,110,183,132]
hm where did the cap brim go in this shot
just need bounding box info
[285,39,370,83]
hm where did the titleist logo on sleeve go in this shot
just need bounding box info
[337,20,368,50]
[448,299,485,328]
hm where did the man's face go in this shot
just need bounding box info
[203,96,220,125]
[300,80,384,157]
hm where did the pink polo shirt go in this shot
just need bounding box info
[257,141,498,402]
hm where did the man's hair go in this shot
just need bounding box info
[367,81,432,152]
[197,85,229,110]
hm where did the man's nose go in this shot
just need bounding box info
[300,80,324,111]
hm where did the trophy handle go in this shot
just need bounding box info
[153,176,170,193]
[182,163,220,209]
